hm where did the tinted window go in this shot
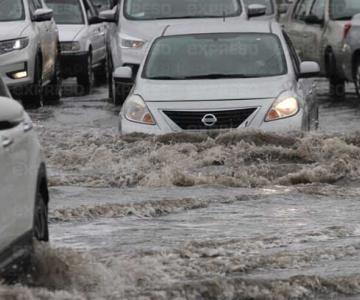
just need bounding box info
[46,0,85,24]
[330,0,360,20]
[143,33,287,80]
[124,0,242,20]
[294,0,313,21]
[243,0,274,15]
[92,0,111,11]
[0,0,25,21]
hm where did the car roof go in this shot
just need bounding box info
[163,20,280,36]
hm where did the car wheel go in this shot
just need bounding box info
[354,58,360,98]
[43,55,62,103]
[113,81,131,106]
[77,53,93,95]
[33,190,49,242]
[326,51,345,100]
[22,55,44,108]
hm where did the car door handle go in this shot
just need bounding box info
[2,136,13,148]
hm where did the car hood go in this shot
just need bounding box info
[136,76,292,102]
[58,25,85,42]
[0,21,30,41]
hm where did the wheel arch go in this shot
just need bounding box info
[36,162,49,206]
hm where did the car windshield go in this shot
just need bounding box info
[0,0,25,22]
[124,0,242,20]
[143,33,287,80]
[243,0,274,15]
[330,0,360,20]
[46,0,85,24]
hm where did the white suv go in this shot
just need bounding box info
[0,78,49,279]
[46,0,108,95]
[0,0,61,107]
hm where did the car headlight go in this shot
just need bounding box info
[124,95,155,125]
[265,93,299,121]
[0,38,29,55]
[61,42,81,52]
[120,34,145,49]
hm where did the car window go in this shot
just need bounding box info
[0,0,25,21]
[310,0,325,20]
[330,0,360,20]
[46,0,85,24]
[293,0,314,21]
[243,0,274,15]
[143,33,287,80]
[283,31,300,75]
[124,0,242,20]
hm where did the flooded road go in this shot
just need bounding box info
[2,79,360,299]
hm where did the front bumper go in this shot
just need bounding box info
[0,48,34,88]
[60,51,88,78]
[120,99,305,135]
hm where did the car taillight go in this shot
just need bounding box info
[343,23,352,40]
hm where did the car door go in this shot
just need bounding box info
[301,0,326,63]
[285,0,314,59]
[85,0,106,64]
[0,121,33,254]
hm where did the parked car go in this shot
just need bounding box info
[0,0,61,107]
[341,14,360,97]
[0,77,49,279]
[99,0,266,106]
[282,0,360,100]
[116,21,320,135]
[46,0,108,95]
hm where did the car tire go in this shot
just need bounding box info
[113,81,131,106]
[77,53,93,95]
[108,52,114,101]
[43,56,62,103]
[22,55,44,108]
[33,189,49,243]
[326,51,345,100]
[94,58,108,85]
[353,57,360,98]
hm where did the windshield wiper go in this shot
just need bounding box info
[334,16,353,20]
[181,74,255,79]
[147,76,185,80]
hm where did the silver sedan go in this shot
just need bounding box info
[116,21,320,135]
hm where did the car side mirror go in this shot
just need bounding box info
[0,97,24,128]
[304,15,324,25]
[33,8,53,22]
[88,16,103,25]
[114,66,133,81]
[299,61,320,78]
[247,4,267,18]
[278,4,288,15]
[99,8,117,23]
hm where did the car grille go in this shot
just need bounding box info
[163,108,257,130]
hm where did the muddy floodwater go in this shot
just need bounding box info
[2,80,360,299]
